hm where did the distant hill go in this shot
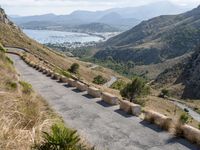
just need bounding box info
[10,1,191,32]
[75,23,119,33]
[94,5,200,65]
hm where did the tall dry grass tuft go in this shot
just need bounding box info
[0,49,64,149]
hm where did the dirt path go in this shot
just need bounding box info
[8,53,199,150]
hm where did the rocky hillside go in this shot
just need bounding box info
[94,5,200,65]
[180,46,200,99]
[154,46,200,99]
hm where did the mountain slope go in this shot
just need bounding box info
[107,1,191,20]
[94,5,200,65]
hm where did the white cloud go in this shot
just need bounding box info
[0,0,200,16]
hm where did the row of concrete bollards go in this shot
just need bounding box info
[22,57,142,117]
[22,56,200,146]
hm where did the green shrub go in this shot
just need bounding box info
[6,81,17,90]
[0,43,6,52]
[134,98,146,107]
[179,113,189,124]
[6,56,14,64]
[111,79,126,91]
[159,89,170,98]
[93,75,107,85]
[60,70,71,78]
[120,77,150,102]
[33,124,87,150]
[19,81,32,94]
[68,63,79,74]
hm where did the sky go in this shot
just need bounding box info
[1,0,200,16]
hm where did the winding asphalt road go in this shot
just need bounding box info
[89,63,117,88]
[9,54,199,150]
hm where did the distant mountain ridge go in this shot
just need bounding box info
[94,5,200,65]
[10,1,191,32]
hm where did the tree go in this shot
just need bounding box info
[68,63,79,74]
[120,77,150,102]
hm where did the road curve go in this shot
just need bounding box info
[104,76,117,88]
[89,64,117,88]
[8,54,199,150]
[173,100,200,122]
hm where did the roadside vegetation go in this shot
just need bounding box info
[34,124,91,150]
[111,79,127,91]
[68,63,80,74]
[120,77,150,102]
[93,75,107,85]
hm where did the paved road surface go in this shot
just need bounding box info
[173,101,200,122]
[104,76,117,88]
[89,63,117,88]
[9,54,199,150]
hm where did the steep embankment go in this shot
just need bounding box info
[94,5,200,65]
[0,44,64,149]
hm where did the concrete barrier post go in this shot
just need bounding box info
[67,78,76,87]
[52,73,60,80]
[181,125,200,144]
[131,103,141,116]
[119,100,141,116]
[120,100,132,113]
[102,92,119,105]
[87,86,101,98]
[60,75,68,83]
[75,81,88,92]
[144,110,173,130]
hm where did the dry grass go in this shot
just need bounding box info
[144,95,200,128]
[0,50,64,150]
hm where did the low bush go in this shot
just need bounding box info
[174,113,189,137]
[134,98,146,107]
[60,70,71,78]
[68,63,79,74]
[111,79,126,91]
[159,89,170,98]
[5,80,17,91]
[93,75,107,85]
[179,113,189,124]
[19,81,33,94]
[33,124,88,150]
[6,56,14,64]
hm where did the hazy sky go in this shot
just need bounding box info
[1,0,200,16]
